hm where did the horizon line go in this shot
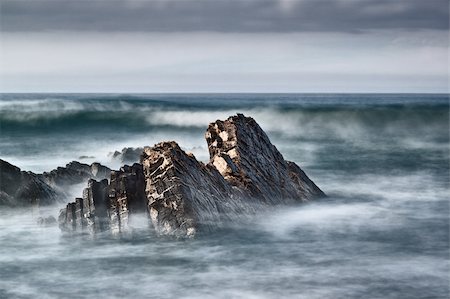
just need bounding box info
[1,91,449,95]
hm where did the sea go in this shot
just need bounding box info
[0,93,448,299]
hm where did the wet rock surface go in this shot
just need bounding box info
[58,114,325,238]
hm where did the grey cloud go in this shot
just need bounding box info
[0,0,448,33]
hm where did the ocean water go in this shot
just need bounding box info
[0,93,448,299]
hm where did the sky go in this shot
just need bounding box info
[0,0,448,93]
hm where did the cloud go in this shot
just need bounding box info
[0,0,448,33]
[1,31,447,92]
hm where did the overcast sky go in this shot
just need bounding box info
[0,0,448,93]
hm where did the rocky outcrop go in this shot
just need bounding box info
[59,114,325,237]
[0,159,60,206]
[141,142,245,237]
[205,113,325,202]
[59,179,109,233]
[110,147,144,164]
[108,164,147,233]
[39,161,111,188]
[0,159,111,207]
[59,164,148,235]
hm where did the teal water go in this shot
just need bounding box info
[0,94,448,298]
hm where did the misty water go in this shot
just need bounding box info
[0,94,448,298]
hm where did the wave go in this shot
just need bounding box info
[1,95,448,135]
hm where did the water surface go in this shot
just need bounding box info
[0,93,448,298]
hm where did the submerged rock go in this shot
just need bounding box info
[110,147,144,164]
[59,114,325,237]
[37,215,57,226]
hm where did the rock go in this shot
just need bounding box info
[59,179,109,233]
[59,114,325,237]
[59,164,148,235]
[0,191,15,206]
[39,161,111,188]
[0,158,111,207]
[141,142,241,237]
[37,215,57,226]
[78,155,95,160]
[109,147,144,164]
[108,163,147,233]
[140,113,326,237]
[0,159,60,206]
[205,113,325,202]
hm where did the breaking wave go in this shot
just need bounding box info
[1,94,448,137]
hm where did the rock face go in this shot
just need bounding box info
[59,114,325,237]
[59,179,109,233]
[0,159,60,206]
[205,113,325,202]
[59,164,148,234]
[141,142,242,237]
[108,164,147,233]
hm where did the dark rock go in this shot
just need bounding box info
[59,179,109,233]
[108,163,148,233]
[39,161,111,188]
[78,155,95,160]
[0,158,111,207]
[0,159,60,206]
[59,164,148,235]
[110,147,144,164]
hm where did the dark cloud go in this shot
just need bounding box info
[1,0,448,33]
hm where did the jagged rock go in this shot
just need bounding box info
[140,113,325,237]
[141,142,242,237]
[59,114,325,237]
[108,163,148,233]
[59,179,109,233]
[205,113,325,202]
[59,164,148,235]
[110,147,144,164]
[0,159,60,206]
[39,161,111,188]
[0,158,111,207]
